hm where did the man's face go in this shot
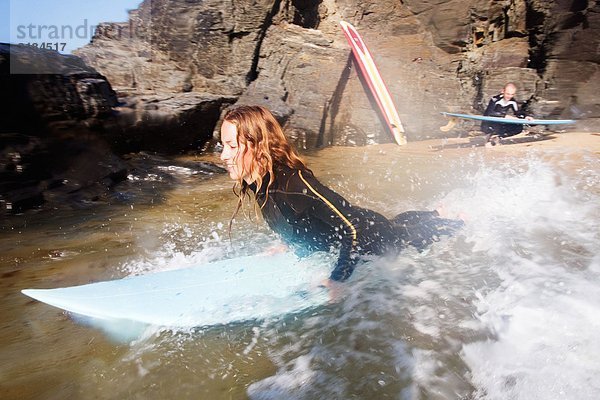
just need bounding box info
[502,85,516,101]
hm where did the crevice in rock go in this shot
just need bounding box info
[246,0,283,84]
[502,6,510,36]
[316,100,330,148]
[472,72,485,112]
[560,12,587,29]
[526,1,548,74]
[525,0,591,75]
[503,5,528,39]
[570,0,589,12]
[316,53,352,147]
[227,30,250,45]
[291,0,322,29]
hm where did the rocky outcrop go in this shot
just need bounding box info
[232,6,474,146]
[71,0,600,145]
[0,133,128,214]
[1,43,118,135]
[110,93,236,153]
[74,0,279,95]
[232,23,351,148]
[1,42,232,214]
[527,1,600,130]
[0,44,127,214]
[72,0,275,150]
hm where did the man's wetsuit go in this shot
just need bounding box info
[481,93,527,137]
[249,164,462,281]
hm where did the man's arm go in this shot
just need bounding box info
[483,97,496,116]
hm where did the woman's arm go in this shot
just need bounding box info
[290,170,360,282]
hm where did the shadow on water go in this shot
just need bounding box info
[118,152,226,202]
[0,151,226,233]
[432,133,557,151]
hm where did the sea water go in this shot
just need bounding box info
[1,143,598,399]
[243,151,599,400]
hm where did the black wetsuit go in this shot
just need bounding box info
[249,164,462,281]
[481,93,527,137]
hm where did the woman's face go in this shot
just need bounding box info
[220,120,253,182]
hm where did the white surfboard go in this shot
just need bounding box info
[22,253,331,330]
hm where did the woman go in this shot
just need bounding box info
[220,105,462,282]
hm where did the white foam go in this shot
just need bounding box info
[247,354,319,400]
[445,154,600,399]
[120,219,281,276]
[246,153,599,398]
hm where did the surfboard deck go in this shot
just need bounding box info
[441,112,576,125]
[22,253,331,329]
[340,21,407,146]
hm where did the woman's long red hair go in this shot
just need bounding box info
[222,105,308,233]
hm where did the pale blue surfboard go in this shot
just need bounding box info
[22,253,331,330]
[442,112,576,125]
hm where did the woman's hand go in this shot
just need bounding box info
[319,278,344,303]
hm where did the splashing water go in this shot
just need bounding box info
[4,148,598,399]
[454,155,600,400]
[241,153,600,399]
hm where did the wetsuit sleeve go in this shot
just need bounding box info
[514,102,527,118]
[483,97,496,116]
[330,250,359,281]
[290,170,360,282]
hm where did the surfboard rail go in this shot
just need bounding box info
[21,253,331,330]
[441,112,576,126]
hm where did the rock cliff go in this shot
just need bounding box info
[1,43,232,215]
[74,0,599,146]
[0,44,127,214]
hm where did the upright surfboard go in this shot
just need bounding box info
[340,21,407,146]
[22,253,331,331]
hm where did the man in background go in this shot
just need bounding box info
[481,82,533,146]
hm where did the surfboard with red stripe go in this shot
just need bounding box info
[340,21,407,146]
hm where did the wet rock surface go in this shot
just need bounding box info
[0,44,225,215]
[0,44,126,215]
[0,133,128,215]
[1,44,118,134]
[108,93,236,153]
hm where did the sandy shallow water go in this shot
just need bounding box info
[1,131,599,399]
